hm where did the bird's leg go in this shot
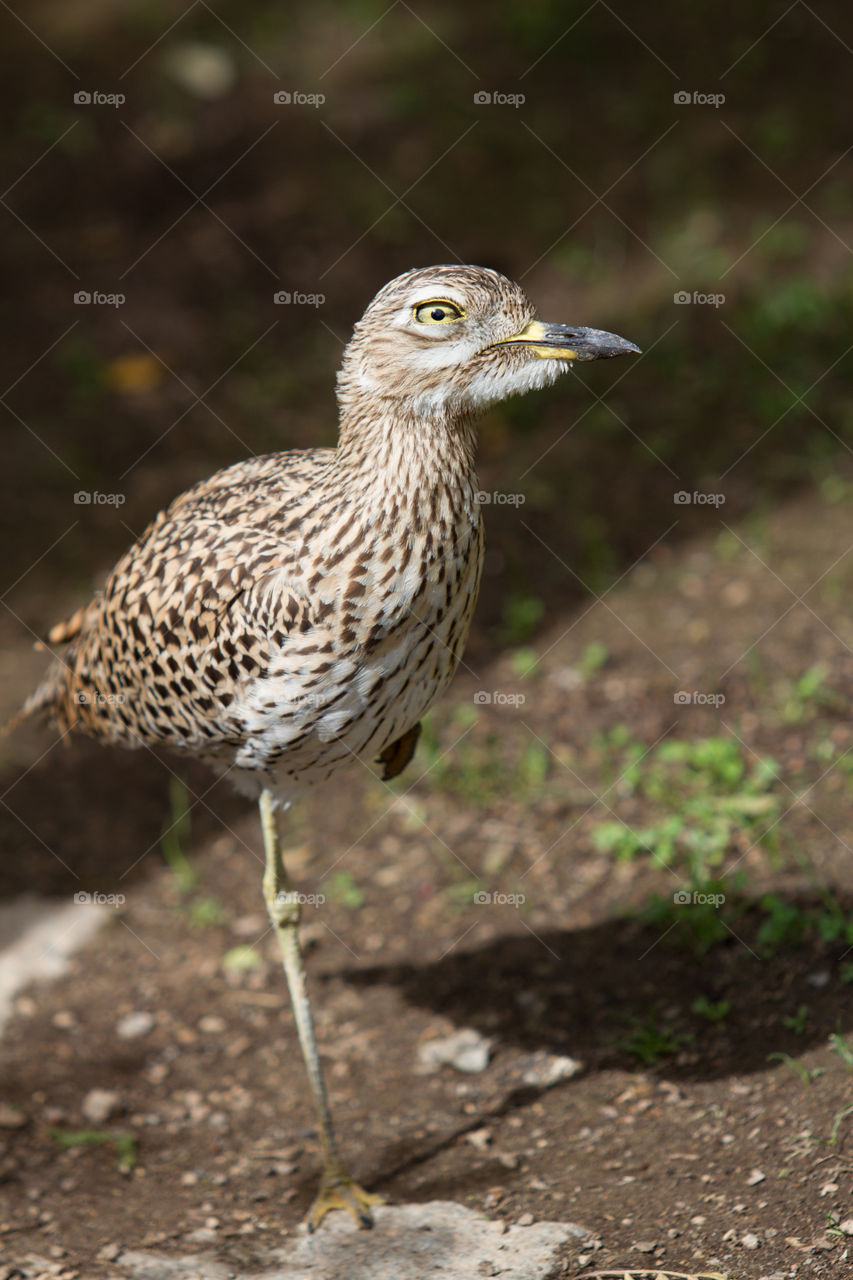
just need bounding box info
[258,788,383,1232]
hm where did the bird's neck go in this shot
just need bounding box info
[335,405,480,527]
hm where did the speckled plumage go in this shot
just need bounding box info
[14,264,639,1230]
[21,266,638,811]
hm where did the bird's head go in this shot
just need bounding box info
[337,264,640,422]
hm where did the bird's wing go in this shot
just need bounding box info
[19,449,335,749]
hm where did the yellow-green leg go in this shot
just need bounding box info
[259,788,383,1231]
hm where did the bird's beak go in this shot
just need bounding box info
[489,318,641,361]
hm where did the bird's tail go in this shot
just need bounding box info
[2,666,68,737]
[2,603,91,737]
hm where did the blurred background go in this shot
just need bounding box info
[2,0,851,642]
[3,3,853,1267]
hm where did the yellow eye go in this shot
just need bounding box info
[413,299,464,325]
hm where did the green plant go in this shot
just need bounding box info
[755,894,808,954]
[222,945,263,973]
[160,776,196,892]
[779,664,835,723]
[419,713,551,808]
[49,1128,137,1171]
[500,594,544,645]
[783,1004,809,1035]
[829,1103,853,1146]
[756,895,853,956]
[320,870,364,909]
[577,641,609,678]
[829,1033,853,1072]
[591,734,782,886]
[509,646,539,678]
[189,896,225,929]
[639,888,730,956]
[616,1008,693,1067]
[767,1051,823,1085]
[691,996,732,1023]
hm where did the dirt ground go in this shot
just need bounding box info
[2,485,853,1277]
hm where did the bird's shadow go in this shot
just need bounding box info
[344,912,853,1084]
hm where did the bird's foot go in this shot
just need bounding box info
[307,1165,384,1232]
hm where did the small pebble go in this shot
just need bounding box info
[82,1089,121,1125]
[466,1127,492,1151]
[116,1011,155,1040]
[742,1232,762,1250]
[185,1227,217,1244]
[198,1014,226,1034]
[163,43,237,100]
[521,1053,583,1087]
[418,1028,492,1074]
[516,1212,535,1227]
[746,1168,766,1185]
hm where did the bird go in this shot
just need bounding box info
[10,264,639,1230]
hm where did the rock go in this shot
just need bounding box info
[742,1232,762,1249]
[118,1201,588,1279]
[82,1088,121,1124]
[0,894,109,1033]
[418,1028,493,1074]
[840,1218,853,1236]
[198,1015,226,1034]
[465,1128,492,1151]
[746,1168,766,1185]
[521,1052,583,1087]
[117,1011,155,1040]
[162,44,237,100]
